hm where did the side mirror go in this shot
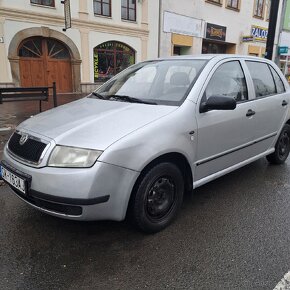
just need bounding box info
[200,95,237,113]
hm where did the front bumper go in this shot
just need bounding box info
[2,148,139,221]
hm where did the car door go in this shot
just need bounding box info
[243,60,290,153]
[194,59,258,182]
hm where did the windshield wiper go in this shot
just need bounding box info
[107,94,157,105]
[90,92,107,100]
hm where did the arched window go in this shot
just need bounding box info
[93,41,135,82]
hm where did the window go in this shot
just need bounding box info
[93,0,111,17]
[269,66,285,94]
[253,0,265,18]
[227,0,239,9]
[19,37,70,59]
[121,0,136,21]
[205,61,248,102]
[246,61,276,97]
[93,41,135,82]
[206,0,222,5]
[163,62,202,97]
[96,60,206,106]
[30,0,55,7]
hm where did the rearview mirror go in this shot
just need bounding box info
[200,95,236,113]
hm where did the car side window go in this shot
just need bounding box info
[205,61,248,102]
[269,65,285,94]
[246,61,276,98]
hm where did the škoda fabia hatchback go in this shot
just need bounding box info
[1,55,290,233]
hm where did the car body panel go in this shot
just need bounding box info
[18,97,177,151]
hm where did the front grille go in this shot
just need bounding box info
[8,132,47,163]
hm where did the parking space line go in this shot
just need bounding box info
[273,271,290,290]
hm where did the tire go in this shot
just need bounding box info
[131,162,184,233]
[266,124,290,164]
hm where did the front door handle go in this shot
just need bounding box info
[282,100,288,107]
[246,109,256,117]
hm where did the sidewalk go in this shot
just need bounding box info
[0,93,87,155]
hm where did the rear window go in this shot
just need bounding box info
[246,61,276,98]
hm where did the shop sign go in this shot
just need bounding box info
[251,25,268,42]
[284,0,290,30]
[242,36,254,42]
[94,54,98,79]
[278,46,289,54]
[206,23,226,41]
[97,41,131,52]
[163,11,203,38]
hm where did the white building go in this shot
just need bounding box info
[0,0,159,93]
[159,0,271,58]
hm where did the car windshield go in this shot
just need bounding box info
[92,59,207,106]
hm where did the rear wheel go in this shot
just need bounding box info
[266,124,290,164]
[131,162,184,233]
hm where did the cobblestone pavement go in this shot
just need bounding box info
[0,93,86,155]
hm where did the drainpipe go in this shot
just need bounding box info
[158,0,162,57]
[265,0,280,60]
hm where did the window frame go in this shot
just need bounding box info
[253,0,265,18]
[93,0,112,17]
[266,0,271,21]
[93,41,136,82]
[226,0,240,10]
[268,65,286,94]
[121,0,137,21]
[199,60,249,112]
[205,0,223,6]
[30,0,55,7]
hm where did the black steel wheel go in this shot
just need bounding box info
[131,162,184,233]
[267,124,290,164]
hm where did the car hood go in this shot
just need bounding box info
[18,97,177,150]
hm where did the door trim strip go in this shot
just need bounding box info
[196,132,277,166]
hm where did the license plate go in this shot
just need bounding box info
[1,166,27,194]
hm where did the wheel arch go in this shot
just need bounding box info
[127,152,193,218]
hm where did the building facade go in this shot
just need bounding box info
[159,0,272,58]
[0,0,159,93]
[278,0,290,81]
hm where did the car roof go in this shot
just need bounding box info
[153,54,271,62]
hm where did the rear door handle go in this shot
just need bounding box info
[246,109,256,117]
[282,100,288,107]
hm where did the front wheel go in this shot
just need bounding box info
[131,162,184,233]
[266,124,290,164]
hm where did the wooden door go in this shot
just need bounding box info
[19,37,73,93]
[46,38,73,93]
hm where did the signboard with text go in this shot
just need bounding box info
[163,11,203,38]
[251,25,268,42]
[279,46,289,54]
[242,36,254,42]
[205,23,226,41]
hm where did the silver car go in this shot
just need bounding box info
[1,55,290,233]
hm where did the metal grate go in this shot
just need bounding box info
[8,132,47,163]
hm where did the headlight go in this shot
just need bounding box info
[48,146,103,168]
